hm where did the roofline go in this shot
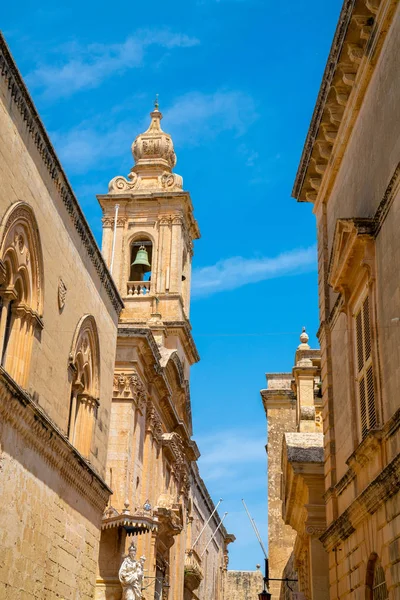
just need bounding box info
[292,0,356,199]
[190,462,229,540]
[0,33,124,315]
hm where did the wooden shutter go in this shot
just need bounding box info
[373,565,389,600]
[355,295,377,440]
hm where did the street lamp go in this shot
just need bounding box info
[258,589,272,600]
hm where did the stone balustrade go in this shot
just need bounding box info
[127,281,151,296]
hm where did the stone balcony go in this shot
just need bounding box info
[184,549,203,591]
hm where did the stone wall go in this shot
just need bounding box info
[225,570,264,600]
[0,417,102,600]
[0,34,120,600]
[185,463,232,600]
[293,0,400,597]
[262,374,297,599]
[0,39,119,477]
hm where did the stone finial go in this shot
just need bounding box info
[131,104,176,171]
[107,102,183,195]
[298,326,310,349]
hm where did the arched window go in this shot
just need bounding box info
[0,202,44,387]
[68,315,100,458]
[366,554,389,600]
[128,237,153,296]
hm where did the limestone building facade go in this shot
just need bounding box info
[0,34,232,600]
[262,331,326,600]
[0,33,123,599]
[293,0,400,597]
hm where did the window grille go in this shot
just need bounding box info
[355,295,377,439]
[373,566,389,600]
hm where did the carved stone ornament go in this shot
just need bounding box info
[58,278,67,310]
[113,369,147,413]
[146,400,163,443]
[108,173,138,194]
[160,172,183,190]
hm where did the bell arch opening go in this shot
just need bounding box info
[128,236,153,296]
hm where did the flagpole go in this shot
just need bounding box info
[200,512,228,558]
[192,498,223,549]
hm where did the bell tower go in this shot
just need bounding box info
[97,101,200,367]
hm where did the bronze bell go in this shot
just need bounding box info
[131,245,151,273]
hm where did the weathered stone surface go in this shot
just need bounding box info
[285,433,324,463]
[225,570,264,600]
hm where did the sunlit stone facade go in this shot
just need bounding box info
[262,331,326,600]
[96,103,233,600]
[0,34,231,600]
[293,0,400,597]
[0,34,122,599]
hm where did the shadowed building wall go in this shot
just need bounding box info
[293,0,400,597]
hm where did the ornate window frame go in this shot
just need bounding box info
[328,218,381,447]
[0,202,44,387]
[68,314,100,457]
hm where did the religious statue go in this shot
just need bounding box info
[119,542,146,600]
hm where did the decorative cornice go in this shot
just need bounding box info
[0,367,111,512]
[261,388,296,411]
[292,0,357,199]
[117,326,162,362]
[0,34,123,315]
[373,161,400,235]
[321,451,400,550]
[163,320,200,364]
[292,0,394,203]
[327,217,375,292]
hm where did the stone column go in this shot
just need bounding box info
[308,533,329,600]
[0,297,10,361]
[169,216,183,294]
[157,217,171,294]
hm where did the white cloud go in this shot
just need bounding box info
[197,429,268,566]
[192,245,317,297]
[26,30,199,99]
[50,118,137,174]
[163,90,258,145]
[197,429,266,485]
[50,89,257,173]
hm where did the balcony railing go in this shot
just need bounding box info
[127,281,151,296]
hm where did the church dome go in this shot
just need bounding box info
[131,101,176,172]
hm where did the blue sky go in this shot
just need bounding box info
[3,0,342,571]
